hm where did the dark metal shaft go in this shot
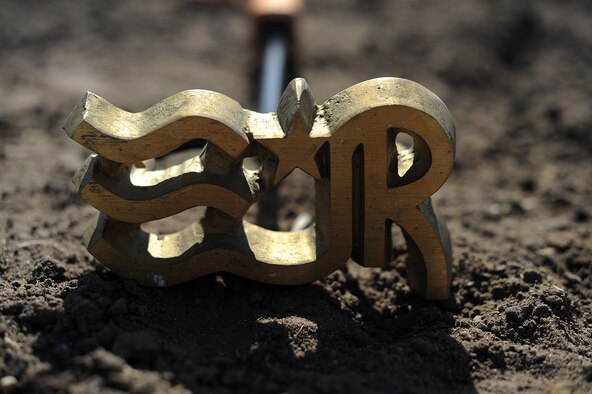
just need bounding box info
[258,30,288,113]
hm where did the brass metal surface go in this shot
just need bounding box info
[65,77,456,300]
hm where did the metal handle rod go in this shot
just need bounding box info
[258,30,288,113]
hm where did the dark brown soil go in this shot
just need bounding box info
[1,1,591,393]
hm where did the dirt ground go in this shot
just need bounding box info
[1,0,591,393]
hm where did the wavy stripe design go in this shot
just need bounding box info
[64,90,252,162]
[75,154,257,223]
[85,214,325,287]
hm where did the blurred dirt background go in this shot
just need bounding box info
[1,0,591,393]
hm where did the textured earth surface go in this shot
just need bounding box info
[1,0,591,393]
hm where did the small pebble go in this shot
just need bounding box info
[1,376,18,392]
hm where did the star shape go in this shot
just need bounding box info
[258,115,325,184]
[256,78,327,184]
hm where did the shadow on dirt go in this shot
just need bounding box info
[28,266,476,393]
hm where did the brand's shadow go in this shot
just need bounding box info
[30,266,476,393]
